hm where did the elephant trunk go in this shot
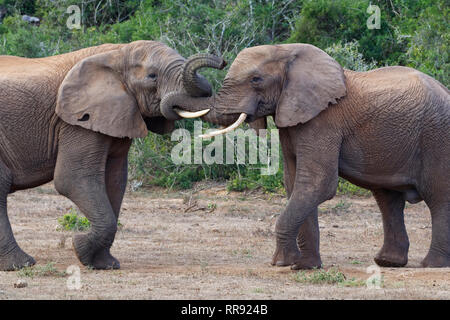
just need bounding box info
[183,53,227,97]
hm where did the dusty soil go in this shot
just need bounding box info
[0,182,448,300]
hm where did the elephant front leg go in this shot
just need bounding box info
[272,201,323,269]
[55,175,120,269]
[271,127,339,269]
[273,138,322,269]
[54,135,121,270]
[90,153,130,269]
[271,166,336,270]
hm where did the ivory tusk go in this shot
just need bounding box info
[199,113,247,139]
[174,108,210,119]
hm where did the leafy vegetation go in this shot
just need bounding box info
[57,208,91,231]
[57,207,122,231]
[1,0,446,194]
[288,0,449,86]
[17,262,66,278]
[292,267,365,287]
[337,178,372,197]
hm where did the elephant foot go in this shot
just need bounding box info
[73,233,96,266]
[0,246,36,271]
[374,247,408,267]
[271,244,322,270]
[91,248,120,270]
[73,234,119,270]
[421,250,450,268]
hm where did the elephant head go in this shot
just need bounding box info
[56,40,225,138]
[160,43,347,136]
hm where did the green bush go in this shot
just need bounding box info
[288,0,449,86]
[226,166,284,193]
[292,267,365,287]
[337,178,371,197]
[57,208,91,231]
[57,208,122,231]
[17,262,66,278]
[325,41,377,71]
[288,0,403,63]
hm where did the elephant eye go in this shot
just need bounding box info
[251,76,263,84]
[147,73,157,80]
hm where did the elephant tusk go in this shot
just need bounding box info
[174,108,210,119]
[199,113,247,139]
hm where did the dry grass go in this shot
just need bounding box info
[0,182,448,300]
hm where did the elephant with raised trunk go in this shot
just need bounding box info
[162,43,450,268]
[0,40,222,270]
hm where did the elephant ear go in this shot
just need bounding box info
[144,117,175,135]
[275,44,347,127]
[248,117,267,136]
[56,49,148,139]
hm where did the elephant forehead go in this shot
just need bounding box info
[126,41,184,66]
[227,61,258,80]
[227,45,285,80]
[226,53,264,80]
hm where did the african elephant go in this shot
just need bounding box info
[0,40,224,270]
[161,43,450,268]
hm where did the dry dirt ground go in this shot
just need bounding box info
[0,182,448,300]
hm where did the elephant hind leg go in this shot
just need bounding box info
[421,201,450,267]
[0,161,35,271]
[372,189,409,267]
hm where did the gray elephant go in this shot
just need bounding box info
[161,43,450,268]
[0,40,221,270]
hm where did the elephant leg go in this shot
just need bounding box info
[54,131,119,270]
[295,208,321,268]
[372,189,409,267]
[421,201,450,267]
[94,147,130,268]
[0,161,35,270]
[272,127,339,270]
[273,131,321,268]
[272,204,322,269]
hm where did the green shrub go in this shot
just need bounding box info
[293,267,365,287]
[17,262,66,278]
[325,41,377,71]
[57,208,91,231]
[226,166,284,193]
[287,0,402,63]
[337,178,371,197]
[288,0,448,87]
[57,208,122,231]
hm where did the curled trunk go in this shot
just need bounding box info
[183,53,227,97]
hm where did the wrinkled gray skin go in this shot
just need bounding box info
[162,44,450,268]
[0,40,221,270]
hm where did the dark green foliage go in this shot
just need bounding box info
[0,0,36,16]
[288,0,449,86]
